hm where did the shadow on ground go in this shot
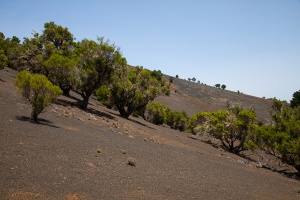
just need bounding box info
[15,116,60,128]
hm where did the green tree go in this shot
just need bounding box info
[189,107,257,153]
[221,84,226,90]
[257,99,300,172]
[41,21,74,50]
[77,37,126,109]
[176,75,179,78]
[97,66,160,119]
[290,90,300,108]
[43,54,79,96]
[192,77,196,82]
[215,84,221,88]
[15,70,62,122]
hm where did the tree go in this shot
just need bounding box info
[96,66,160,119]
[189,107,257,153]
[169,76,174,83]
[188,78,191,81]
[43,54,79,96]
[176,75,179,78]
[15,70,62,122]
[290,90,300,108]
[215,84,220,88]
[192,77,196,82]
[256,99,300,172]
[221,84,226,90]
[77,37,127,109]
[41,21,74,50]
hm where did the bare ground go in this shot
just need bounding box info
[0,68,299,200]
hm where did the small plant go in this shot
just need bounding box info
[169,77,174,83]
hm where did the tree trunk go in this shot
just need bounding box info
[31,110,39,122]
[62,88,70,97]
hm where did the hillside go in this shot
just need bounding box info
[1,68,300,199]
[155,75,273,123]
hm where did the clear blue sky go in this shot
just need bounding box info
[1,0,300,101]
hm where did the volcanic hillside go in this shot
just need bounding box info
[155,75,273,123]
[1,68,299,199]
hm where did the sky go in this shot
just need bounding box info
[1,0,299,101]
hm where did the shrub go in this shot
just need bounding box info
[162,85,170,96]
[15,70,62,121]
[166,110,188,131]
[146,102,167,125]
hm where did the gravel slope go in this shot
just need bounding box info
[0,68,299,199]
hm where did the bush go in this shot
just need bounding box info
[166,110,188,131]
[162,85,170,96]
[15,70,62,121]
[146,102,167,125]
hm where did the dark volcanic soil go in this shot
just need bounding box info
[0,68,299,200]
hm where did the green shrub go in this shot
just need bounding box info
[166,110,188,131]
[15,70,62,121]
[146,102,167,125]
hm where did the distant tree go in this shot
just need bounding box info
[192,77,196,82]
[169,76,174,83]
[290,90,300,108]
[197,80,200,84]
[188,78,191,81]
[15,70,62,122]
[176,75,179,78]
[221,84,226,90]
[215,84,220,88]
[150,70,163,83]
[11,36,20,44]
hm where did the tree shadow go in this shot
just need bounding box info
[54,97,115,120]
[128,117,156,130]
[15,116,59,128]
[85,106,115,120]
[238,152,300,180]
